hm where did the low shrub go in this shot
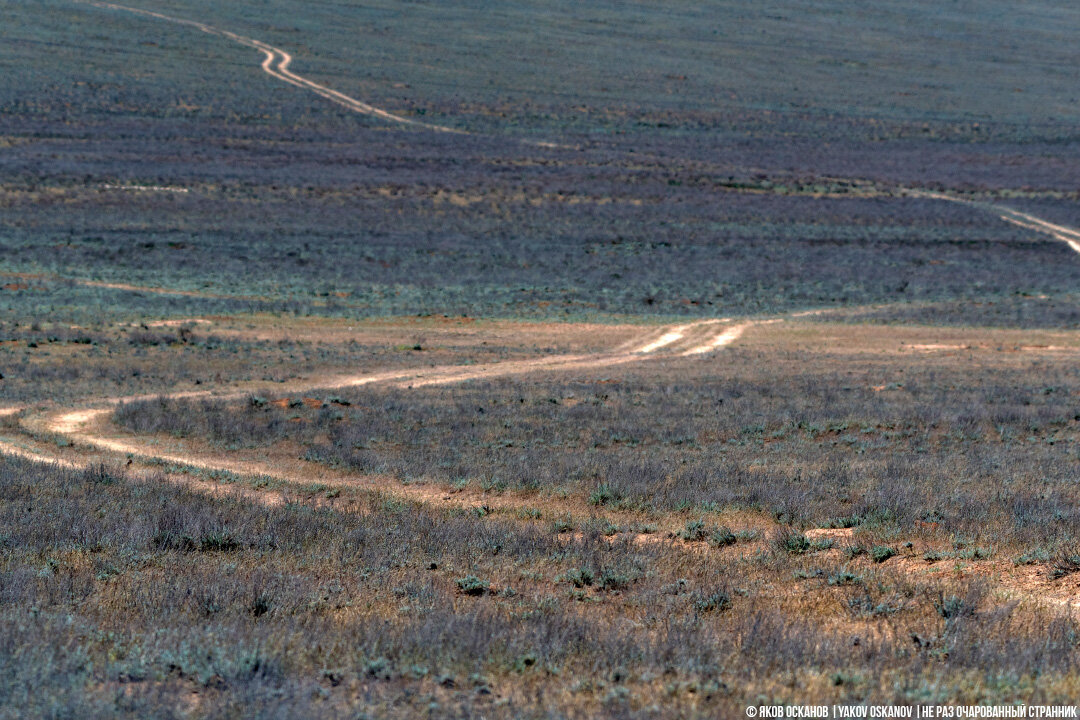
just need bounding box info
[456,575,490,596]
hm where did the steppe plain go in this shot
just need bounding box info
[2,1,1080,717]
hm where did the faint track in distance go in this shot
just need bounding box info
[75,0,465,134]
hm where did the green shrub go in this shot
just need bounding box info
[870,545,895,563]
[199,532,241,552]
[1050,550,1080,580]
[552,516,574,533]
[845,545,867,560]
[365,657,393,679]
[678,519,708,542]
[598,568,632,591]
[1014,548,1049,566]
[589,484,616,506]
[709,526,737,547]
[693,591,732,614]
[936,594,968,620]
[561,568,594,588]
[774,528,811,555]
[456,575,490,596]
[956,546,993,560]
[828,570,862,586]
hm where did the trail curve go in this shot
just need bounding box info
[75,0,464,134]
[5,317,1079,612]
[909,189,1080,257]
[2,317,754,476]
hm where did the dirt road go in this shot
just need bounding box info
[75,0,463,134]
[0,317,758,526]
[908,189,1080,256]
[9,1,1072,614]
[70,1,1080,254]
[7,310,1080,610]
[4,316,1078,611]
[1,317,748,470]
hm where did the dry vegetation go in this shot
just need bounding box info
[115,323,1080,556]
[2,318,1078,715]
[0,315,624,403]
[3,451,1078,718]
[0,320,1032,714]
[4,0,1080,716]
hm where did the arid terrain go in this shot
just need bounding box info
[3,1,1080,718]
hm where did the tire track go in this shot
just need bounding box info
[617,319,724,354]
[908,189,1080,257]
[15,0,1071,617]
[5,317,1078,612]
[2,317,754,474]
[75,0,464,134]
[680,323,749,356]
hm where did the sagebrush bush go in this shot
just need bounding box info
[774,528,811,555]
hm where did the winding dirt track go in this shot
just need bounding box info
[4,2,1075,613]
[0,318,756,512]
[14,3,1071,308]
[74,0,1080,257]
[75,0,463,134]
[0,318,746,473]
[999,211,1080,255]
[5,316,1080,611]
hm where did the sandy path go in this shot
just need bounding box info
[1,270,361,307]
[616,319,724,354]
[73,2,584,149]
[634,325,698,354]
[137,318,214,328]
[5,318,1079,612]
[1,318,753,514]
[999,213,1080,255]
[910,190,1080,256]
[5,316,753,478]
[680,323,749,356]
[44,317,753,445]
[0,269,277,303]
[75,0,463,134]
[16,1,1071,616]
[101,184,189,193]
[78,279,239,299]
[44,3,1080,261]
[0,407,82,469]
[0,439,82,470]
